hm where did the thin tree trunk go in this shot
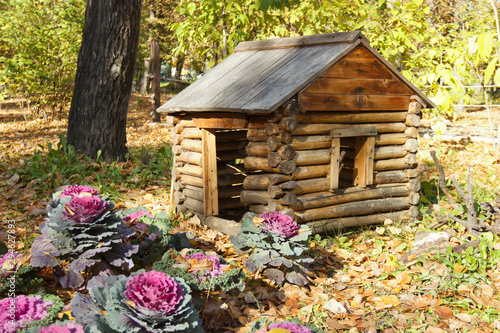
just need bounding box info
[151,39,161,122]
[67,0,142,161]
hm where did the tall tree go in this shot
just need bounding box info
[67,0,142,161]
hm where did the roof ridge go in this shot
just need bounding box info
[233,31,367,53]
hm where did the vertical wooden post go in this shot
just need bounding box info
[202,129,218,216]
[354,136,374,187]
[330,137,340,190]
[365,137,375,185]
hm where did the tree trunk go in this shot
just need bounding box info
[150,38,161,122]
[67,0,142,161]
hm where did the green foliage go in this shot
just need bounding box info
[0,0,85,116]
[416,234,500,291]
[248,316,325,333]
[16,135,97,191]
[0,265,43,297]
[152,249,247,293]
[230,212,313,285]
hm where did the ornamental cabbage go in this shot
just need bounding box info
[26,320,85,333]
[261,211,300,238]
[230,212,313,285]
[0,295,53,333]
[71,270,204,333]
[185,252,227,280]
[268,321,313,333]
[30,185,138,288]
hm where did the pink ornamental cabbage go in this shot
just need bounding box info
[62,195,108,223]
[268,321,313,333]
[0,252,22,277]
[185,252,227,279]
[59,185,98,198]
[0,295,53,333]
[261,212,300,238]
[38,322,85,333]
[124,270,184,315]
[123,210,153,225]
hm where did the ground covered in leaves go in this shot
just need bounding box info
[2,96,500,332]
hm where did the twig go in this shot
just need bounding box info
[429,150,461,210]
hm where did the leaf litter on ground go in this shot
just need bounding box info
[2,98,500,331]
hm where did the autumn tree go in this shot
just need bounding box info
[67,0,142,161]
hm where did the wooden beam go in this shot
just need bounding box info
[330,137,340,190]
[331,126,377,137]
[202,129,218,216]
[304,78,411,95]
[193,113,247,129]
[293,122,406,135]
[299,94,410,111]
[296,112,408,124]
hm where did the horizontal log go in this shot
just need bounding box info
[166,115,180,125]
[178,164,203,178]
[280,192,298,206]
[265,123,281,136]
[373,169,418,184]
[292,122,406,135]
[408,101,422,114]
[292,185,411,210]
[291,164,330,180]
[307,210,410,234]
[181,139,202,152]
[243,174,290,190]
[299,94,410,111]
[183,186,203,202]
[404,127,419,138]
[248,200,285,214]
[267,110,283,123]
[203,216,241,236]
[184,197,204,214]
[192,112,247,129]
[284,100,301,116]
[179,151,203,166]
[343,145,408,160]
[292,177,329,195]
[244,156,296,174]
[280,117,298,132]
[408,192,420,205]
[240,190,272,205]
[373,157,413,171]
[295,149,331,166]
[181,127,202,139]
[291,135,331,150]
[296,112,407,124]
[246,142,270,157]
[174,191,186,205]
[180,175,203,188]
[268,181,298,198]
[218,185,244,199]
[406,114,421,127]
[173,181,184,191]
[247,129,269,142]
[268,152,282,167]
[278,145,296,160]
[267,136,281,151]
[296,197,411,222]
[404,138,418,153]
[172,145,182,155]
[407,178,421,192]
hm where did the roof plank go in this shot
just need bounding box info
[234,31,368,52]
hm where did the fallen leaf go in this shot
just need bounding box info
[395,271,412,285]
[375,227,386,235]
[380,295,401,306]
[454,313,472,322]
[425,327,447,333]
[434,306,453,319]
[323,299,347,314]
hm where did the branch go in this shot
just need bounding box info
[429,150,461,210]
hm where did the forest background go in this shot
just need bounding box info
[3,0,500,332]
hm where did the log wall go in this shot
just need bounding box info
[170,114,248,218]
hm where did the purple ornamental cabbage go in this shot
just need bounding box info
[261,211,301,238]
[58,185,99,198]
[71,270,203,332]
[125,271,184,315]
[123,210,154,224]
[0,295,53,333]
[268,321,313,333]
[38,321,85,333]
[62,195,109,224]
[185,252,227,279]
[0,252,22,277]
[30,185,138,288]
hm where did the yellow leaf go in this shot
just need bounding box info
[59,310,74,320]
[380,295,401,306]
[386,254,399,268]
[268,329,291,333]
[395,271,412,285]
[453,263,464,273]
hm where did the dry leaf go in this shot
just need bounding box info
[480,283,495,298]
[384,219,394,225]
[454,313,472,322]
[323,299,347,314]
[395,271,412,285]
[380,295,401,306]
[434,306,453,319]
[375,227,386,235]
[425,327,447,333]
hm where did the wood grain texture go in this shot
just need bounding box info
[299,94,410,111]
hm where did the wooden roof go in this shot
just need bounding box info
[157,31,434,114]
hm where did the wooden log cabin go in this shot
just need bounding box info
[158,31,434,234]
